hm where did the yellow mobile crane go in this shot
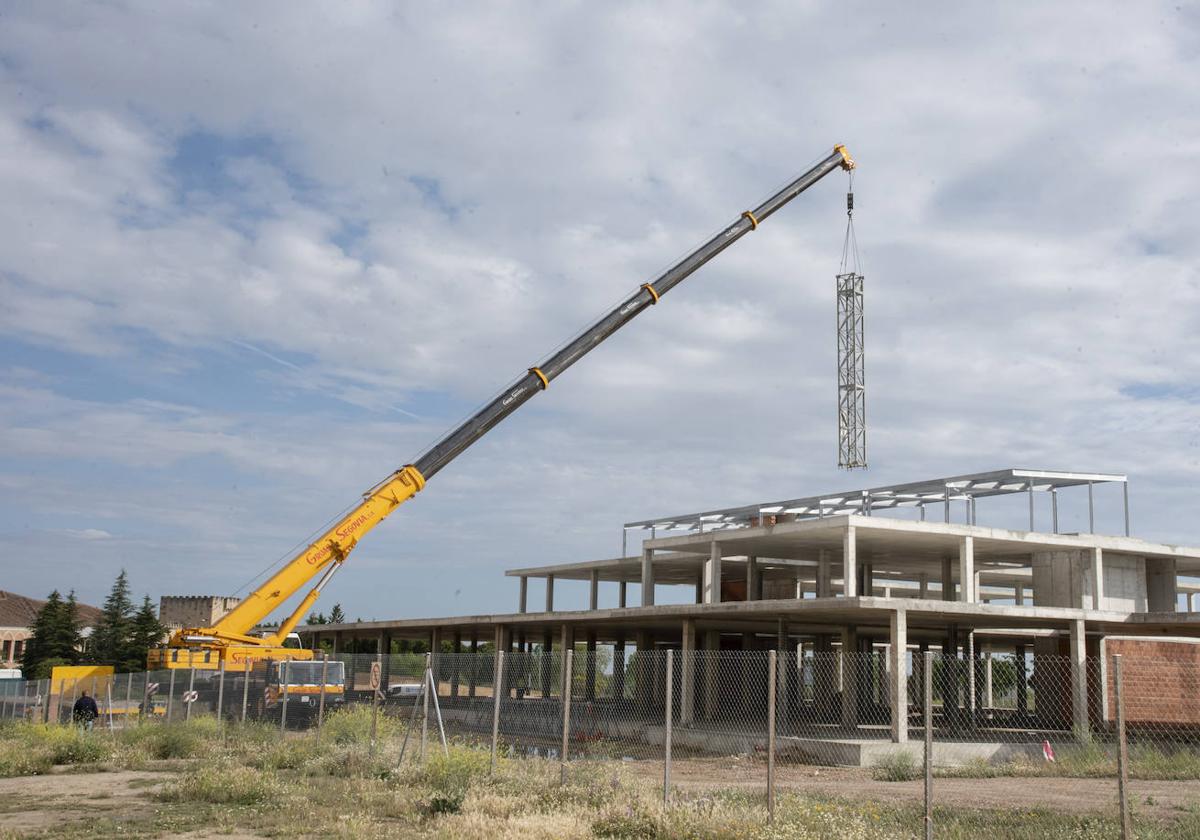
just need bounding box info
[150,145,856,671]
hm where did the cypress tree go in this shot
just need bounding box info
[20,589,61,675]
[90,570,134,666]
[327,603,346,624]
[128,595,167,669]
[53,591,84,664]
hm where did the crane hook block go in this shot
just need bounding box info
[834,145,856,170]
[847,192,854,213]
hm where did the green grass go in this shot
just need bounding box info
[936,742,1200,781]
[870,749,922,781]
[2,717,1200,838]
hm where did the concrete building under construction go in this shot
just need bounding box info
[299,468,1200,756]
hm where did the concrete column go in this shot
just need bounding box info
[817,549,832,598]
[641,548,655,606]
[1090,548,1104,610]
[585,633,597,701]
[959,537,975,603]
[680,619,696,725]
[588,570,600,611]
[842,527,858,598]
[332,631,342,655]
[1070,619,1089,738]
[618,581,627,608]
[635,631,653,714]
[489,628,504,700]
[560,624,574,699]
[1189,593,1196,613]
[450,631,461,697]
[984,652,994,708]
[430,628,442,695]
[613,636,626,701]
[941,556,954,601]
[861,561,873,597]
[890,610,907,743]
[794,575,804,599]
[519,576,528,613]
[545,575,555,613]
[694,568,704,604]
[776,619,790,729]
[541,629,553,697]
[468,634,479,697]
[1146,557,1178,612]
[840,626,858,730]
[919,574,929,599]
[1015,643,1029,718]
[1014,584,1025,605]
[704,542,722,604]
[703,631,719,720]
[747,556,760,601]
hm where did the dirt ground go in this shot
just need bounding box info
[2,758,1199,837]
[626,756,1200,820]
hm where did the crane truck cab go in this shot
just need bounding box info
[264,658,346,724]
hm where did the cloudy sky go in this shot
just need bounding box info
[1,3,1197,621]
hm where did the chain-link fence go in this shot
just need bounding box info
[3,648,1198,837]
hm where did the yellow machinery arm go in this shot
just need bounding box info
[167,466,425,651]
[160,146,854,667]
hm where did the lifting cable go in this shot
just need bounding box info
[839,169,861,276]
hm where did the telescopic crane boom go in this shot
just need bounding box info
[153,145,856,669]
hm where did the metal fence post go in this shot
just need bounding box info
[369,652,382,758]
[767,650,777,823]
[216,660,226,733]
[316,653,328,741]
[124,672,133,729]
[560,648,573,785]
[663,651,674,806]
[490,649,504,772]
[106,681,115,733]
[165,669,175,722]
[421,652,431,761]
[185,667,196,721]
[280,661,290,733]
[240,661,250,723]
[141,670,150,725]
[924,650,933,840]
[1114,654,1132,840]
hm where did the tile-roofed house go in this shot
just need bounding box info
[0,590,103,670]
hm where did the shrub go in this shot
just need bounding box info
[157,761,283,806]
[320,706,399,746]
[119,719,217,760]
[0,740,53,777]
[871,749,921,782]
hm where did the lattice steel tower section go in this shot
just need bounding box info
[837,171,866,469]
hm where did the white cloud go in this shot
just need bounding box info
[0,2,1197,614]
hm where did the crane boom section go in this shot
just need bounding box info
[189,466,425,642]
[413,146,854,480]
[169,145,853,658]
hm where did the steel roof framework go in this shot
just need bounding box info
[623,469,1129,542]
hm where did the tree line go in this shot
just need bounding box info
[21,570,166,678]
